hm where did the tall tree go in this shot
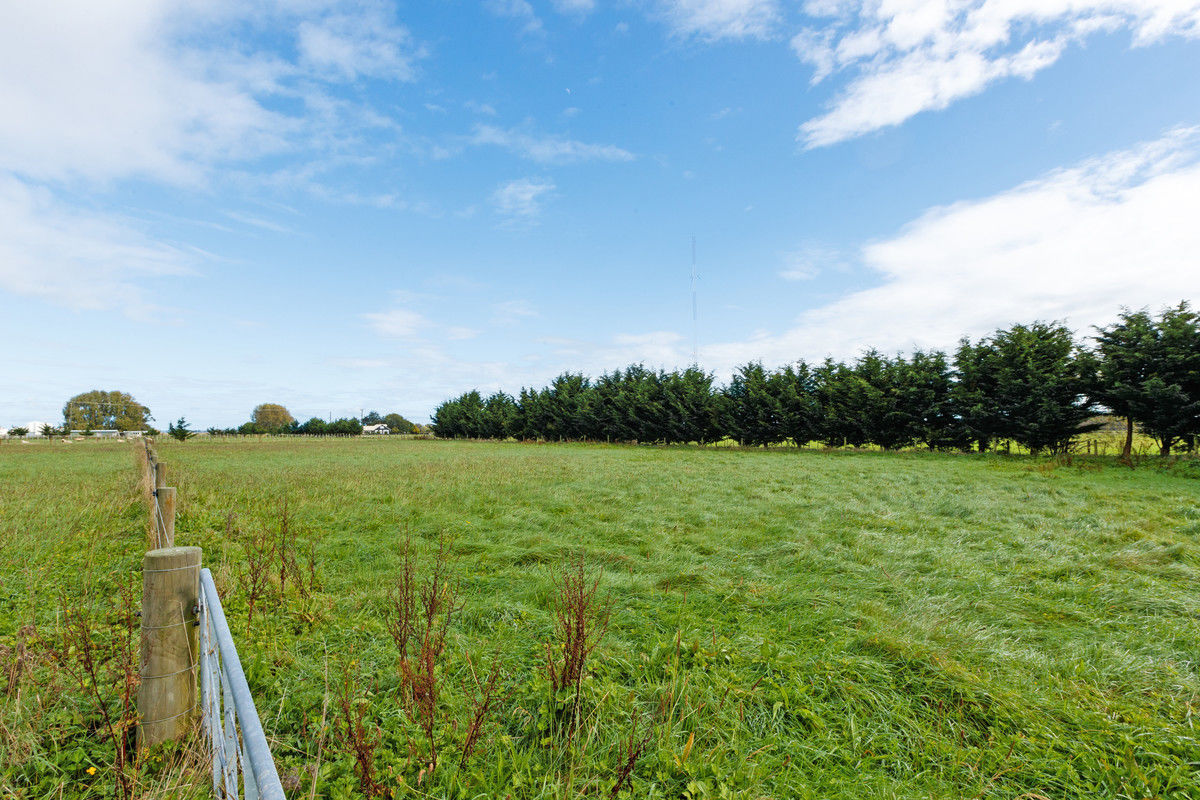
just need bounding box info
[979,322,1100,454]
[62,390,151,431]
[481,392,518,439]
[724,362,787,447]
[167,417,194,442]
[1094,303,1200,457]
[251,403,295,432]
[383,413,416,433]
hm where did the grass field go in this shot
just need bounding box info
[3,438,1200,798]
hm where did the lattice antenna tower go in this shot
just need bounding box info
[691,236,698,366]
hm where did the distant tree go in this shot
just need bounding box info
[953,338,1003,452]
[238,421,260,435]
[326,417,361,435]
[8,426,28,437]
[974,322,1099,454]
[661,365,723,444]
[40,423,60,437]
[383,413,416,433]
[251,403,295,433]
[298,417,328,435]
[167,418,194,442]
[63,390,151,431]
[724,362,787,447]
[542,374,593,441]
[905,350,971,450]
[432,391,485,438]
[362,410,384,425]
[1094,302,1200,457]
[481,393,518,439]
[206,427,223,437]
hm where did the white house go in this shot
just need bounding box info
[362,423,391,435]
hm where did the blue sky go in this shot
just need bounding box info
[2,0,1199,429]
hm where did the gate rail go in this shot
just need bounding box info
[198,568,286,800]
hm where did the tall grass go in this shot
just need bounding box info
[3,437,1199,798]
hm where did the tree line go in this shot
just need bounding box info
[206,404,419,436]
[431,304,1200,457]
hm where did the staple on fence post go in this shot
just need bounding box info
[159,487,177,548]
[139,545,202,749]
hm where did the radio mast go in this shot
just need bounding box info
[691,236,698,365]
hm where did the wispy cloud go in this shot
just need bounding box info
[794,0,1200,148]
[702,126,1200,371]
[492,299,539,324]
[779,244,846,281]
[485,0,545,36]
[363,307,429,338]
[464,100,498,116]
[470,125,635,164]
[552,0,596,14]
[658,0,780,40]
[0,174,194,316]
[491,177,556,220]
[297,7,425,82]
[222,210,294,234]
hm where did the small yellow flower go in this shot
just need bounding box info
[87,767,96,776]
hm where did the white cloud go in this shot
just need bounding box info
[297,7,423,82]
[795,1,1200,147]
[470,125,635,163]
[552,0,596,14]
[223,210,295,234]
[464,100,498,116]
[659,0,781,40]
[485,0,545,35]
[491,178,557,219]
[0,1,427,185]
[778,244,845,280]
[0,174,194,314]
[0,1,430,313]
[492,299,539,324]
[702,126,1200,371]
[363,307,430,337]
[0,2,286,185]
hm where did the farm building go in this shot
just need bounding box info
[1,422,49,437]
[66,430,148,438]
[362,423,391,435]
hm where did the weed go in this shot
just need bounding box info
[459,650,504,770]
[609,707,653,796]
[55,578,142,800]
[546,553,610,735]
[334,665,388,799]
[385,532,462,776]
[237,515,274,630]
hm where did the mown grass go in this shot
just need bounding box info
[3,437,1200,798]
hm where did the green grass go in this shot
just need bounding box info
[3,437,1200,798]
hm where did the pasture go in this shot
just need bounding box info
[2,437,1199,798]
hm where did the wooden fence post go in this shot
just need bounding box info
[158,487,177,548]
[154,461,167,490]
[139,545,201,749]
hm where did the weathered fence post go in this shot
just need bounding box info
[158,487,177,547]
[139,546,202,748]
[154,461,167,490]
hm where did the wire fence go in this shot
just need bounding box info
[199,569,286,800]
[141,439,285,799]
